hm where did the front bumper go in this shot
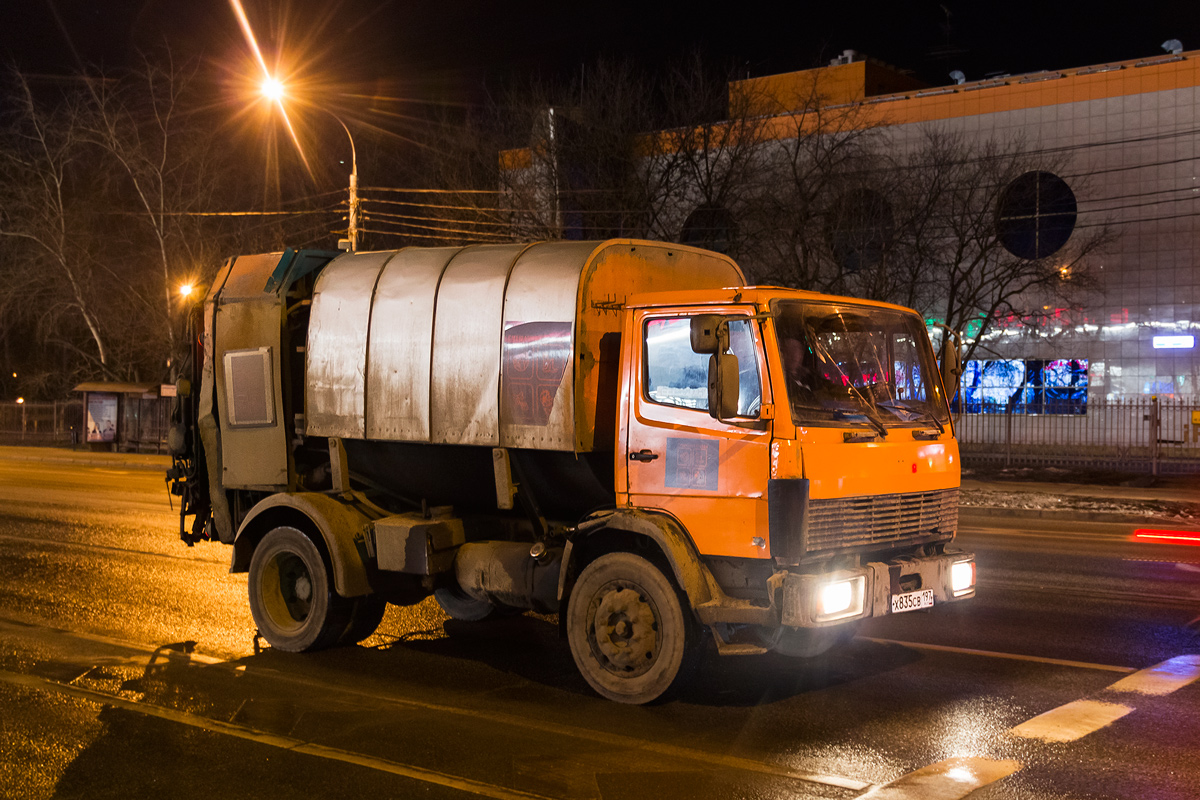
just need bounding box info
[778,550,976,628]
[694,549,976,629]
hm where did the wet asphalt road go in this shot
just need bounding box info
[0,456,1198,799]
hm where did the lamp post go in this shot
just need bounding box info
[260,78,360,252]
[331,115,360,252]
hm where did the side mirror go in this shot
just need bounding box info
[708,352,740,420]
[939,331,963,401]
[690,314,724,354]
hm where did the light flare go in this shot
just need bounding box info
[228,0,312,176]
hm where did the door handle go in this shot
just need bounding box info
[629,449,659,462]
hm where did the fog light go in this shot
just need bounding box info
[820,581,853,616]
[816,576,865,621]
[951,560,976,595]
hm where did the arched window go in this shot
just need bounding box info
[996,171,1077,259]
[680,204,737,254]
[825,189,894,273]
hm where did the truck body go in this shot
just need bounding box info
[170,239,975,703]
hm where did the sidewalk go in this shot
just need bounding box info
[961,472,1200,525]
[0,445,169,472]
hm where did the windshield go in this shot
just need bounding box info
[773,300,950,431]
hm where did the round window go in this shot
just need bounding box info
[825,188,894,273]
[996,171,1077,259]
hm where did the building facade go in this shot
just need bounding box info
[733,50,1200,409]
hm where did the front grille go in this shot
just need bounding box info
[804,488,958,555]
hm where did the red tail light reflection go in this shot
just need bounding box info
[1132,529,1200,546]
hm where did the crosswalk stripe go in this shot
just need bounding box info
[1009,699,1133,743]
[1106,654,1200,696]
[855,757,1021,799]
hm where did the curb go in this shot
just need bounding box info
[0,453,169,473]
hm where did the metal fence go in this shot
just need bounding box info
[4,396,1197,472]
[0,401,84,446]
[956,397,1200,474]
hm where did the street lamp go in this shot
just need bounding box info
[259,78,360,252]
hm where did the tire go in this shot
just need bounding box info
[248,526,350,652]
[566,552,698,704]
[340,595,388,645]
[434,585,504,622]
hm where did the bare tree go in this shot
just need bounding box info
[0,71,113,380]
[733,78,886,288]
[80,54,213,367]
[880,128,1114,361]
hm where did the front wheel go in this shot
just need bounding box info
[566,552,698,704]
[248,526,349,652]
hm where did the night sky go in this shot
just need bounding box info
[3,1,1198,97]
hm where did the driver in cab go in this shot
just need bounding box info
[781,334,824,408]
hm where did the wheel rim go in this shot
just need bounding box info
[261,550,313,631]
[588,582,661,677]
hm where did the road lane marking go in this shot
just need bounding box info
[0,668,558,800]
[860,637,1136,673]
[856,757,1021,799]
[1106,654,1200,696]
[1009,700,1133,743]
[976,579,1200,608]
[0,615,869,792]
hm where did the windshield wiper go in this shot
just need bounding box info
[876,399,944,433]
[806,338,887,437]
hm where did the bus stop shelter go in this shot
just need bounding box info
[73,382,174,453]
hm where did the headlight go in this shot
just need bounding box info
[951,560,976,596]
[816,576,866,621]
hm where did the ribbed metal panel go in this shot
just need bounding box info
[805,488,958,554]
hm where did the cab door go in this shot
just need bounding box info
[621,307,773,559]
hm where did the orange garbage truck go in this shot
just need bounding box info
[168,239,975,703]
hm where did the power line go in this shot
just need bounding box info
[367,208,511,229]
[359,227,501,244]
[364,218,511,240]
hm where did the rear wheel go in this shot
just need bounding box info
[566,551,698,704]
[248,526,349,652]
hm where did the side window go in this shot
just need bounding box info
[644,316,761,416]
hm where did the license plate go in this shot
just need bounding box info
[891,589,934,614]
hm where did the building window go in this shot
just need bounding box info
[957,358,1088,415]
[996,171,1077,259]
[825,188,894,273]
[680,204,737,254]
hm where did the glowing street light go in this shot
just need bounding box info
[259,77,360,252]
[179,283,195,299]
[260,77,284,103]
